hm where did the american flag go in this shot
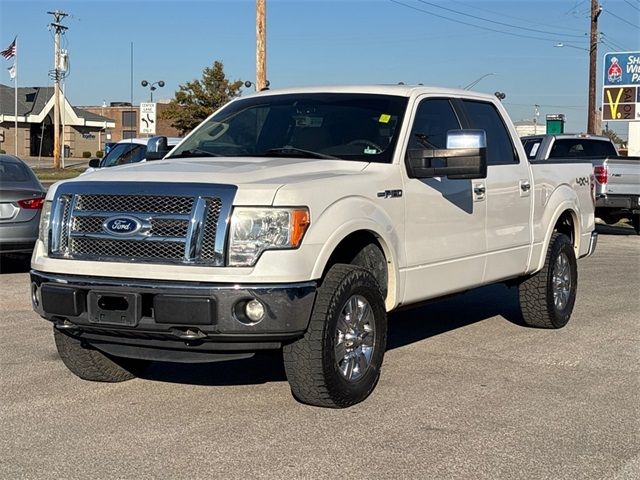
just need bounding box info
[1,38,16,60]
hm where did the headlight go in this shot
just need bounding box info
[38,200,52,255]
[228,207,310,266]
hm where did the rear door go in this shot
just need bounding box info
[460,99,533,282]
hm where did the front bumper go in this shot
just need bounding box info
[31,271,316,362]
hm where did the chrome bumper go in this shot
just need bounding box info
[31,270,317,356]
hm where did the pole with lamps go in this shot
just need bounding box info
[141,79,165,102]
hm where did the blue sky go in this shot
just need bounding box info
[1,0,638,137]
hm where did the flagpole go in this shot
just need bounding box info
[13,37,18,156]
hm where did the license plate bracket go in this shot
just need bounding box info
[87,291,141,326]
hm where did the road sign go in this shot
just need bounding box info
[602,52,640,122]
[139,102,157,134]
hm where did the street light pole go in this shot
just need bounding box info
[141,80,165,102]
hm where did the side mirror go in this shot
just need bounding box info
[407,130,487,180]
[145,136,169,160]
[88,158,101,168]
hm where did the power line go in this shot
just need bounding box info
[415,0,587,38]
[390,1,586,44]
[623,0,640,12]
[450,0,587,34]
[603,9,639,28]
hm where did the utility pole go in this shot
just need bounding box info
[256,0,267,91]
[587,0,601,134]
[48,10,68,169]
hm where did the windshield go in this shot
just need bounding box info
[168,93,408,163]
[101,143,146,167]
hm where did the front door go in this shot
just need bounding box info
[401,97,487,304]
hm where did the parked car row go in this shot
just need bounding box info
[83,137,182,175]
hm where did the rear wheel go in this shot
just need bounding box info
[54,328,149,382]
[283,264,387,408]
[518,233,577,329]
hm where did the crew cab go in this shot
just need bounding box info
[31,86,597,408]
[522,134,640,233]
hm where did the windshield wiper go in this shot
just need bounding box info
[167,148,222,159]
[258,146,338,160]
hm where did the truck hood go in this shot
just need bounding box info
[53,157,369,205]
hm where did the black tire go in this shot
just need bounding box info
[283,264,387,408]
[518,233,577,329]
[632,214,640,235]
[54,328,148,382]
[351,243,388,299]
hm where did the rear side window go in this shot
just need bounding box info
[0,159,30,182]
[549,139,617,158]
[462,100,518,165]
[522,139,542,160]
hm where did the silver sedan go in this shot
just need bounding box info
[0,154,46,257]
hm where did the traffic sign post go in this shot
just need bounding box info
[139,102,157,135]
[602,52,640,122]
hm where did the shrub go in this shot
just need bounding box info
[96,150,104,158]
[82,151,91,158]
[0,149,5,154]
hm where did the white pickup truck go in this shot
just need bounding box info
[31,85,597,408]
[521,134,640,233]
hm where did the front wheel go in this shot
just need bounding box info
[518,233,578,329]
[283,264,387,408]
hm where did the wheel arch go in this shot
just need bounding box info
[533,204,581,273]
[311,225,400,311]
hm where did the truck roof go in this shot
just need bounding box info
[242,84,499,101]
[521,133,613,142]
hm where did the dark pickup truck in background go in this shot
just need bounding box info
[522,134,640,234]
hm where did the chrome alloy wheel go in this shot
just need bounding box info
[334,295,376,382]
[552,251,572,311]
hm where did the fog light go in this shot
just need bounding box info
[245,299,265,323]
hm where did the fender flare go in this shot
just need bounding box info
[307,197,404,310]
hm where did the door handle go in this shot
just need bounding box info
[520,181,531,192]
[474,185,486,195]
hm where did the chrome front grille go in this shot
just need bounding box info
[75,194,194,214]
[49,182,236,266]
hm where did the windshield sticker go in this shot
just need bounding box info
[378,114,391,124]
[364,147,378,155]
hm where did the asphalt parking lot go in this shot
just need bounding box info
[1,226,638,480]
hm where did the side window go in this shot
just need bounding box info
[406,98,461,152]
[522,139,542,160]
[462,100,518,165]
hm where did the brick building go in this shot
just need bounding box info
[81,101,181,145]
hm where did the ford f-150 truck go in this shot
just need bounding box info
[31,86,597,408]
[521,134,640,233]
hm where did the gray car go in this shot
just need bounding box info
[0,154,46,256]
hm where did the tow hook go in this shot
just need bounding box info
[54,319,79,330]
[170,328,207,341]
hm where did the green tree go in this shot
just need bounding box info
[160,60,243,135]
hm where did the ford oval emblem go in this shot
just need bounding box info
[103,216,142,236]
